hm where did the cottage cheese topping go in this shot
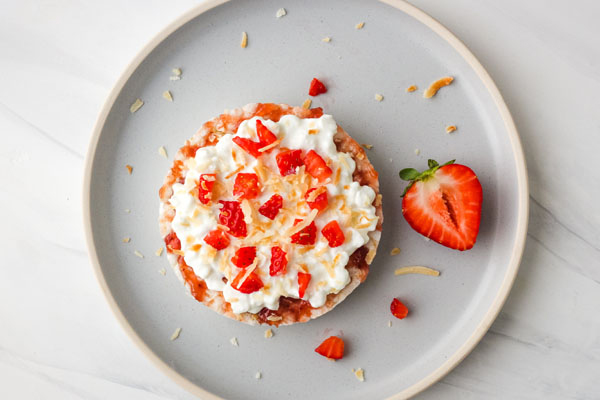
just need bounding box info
[169,115,377,314]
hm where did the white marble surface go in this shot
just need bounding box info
[1,0,599,398]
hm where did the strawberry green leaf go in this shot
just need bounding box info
[400,168,419,181]
[428,159,439,169]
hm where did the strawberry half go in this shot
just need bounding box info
[400,159,482,251]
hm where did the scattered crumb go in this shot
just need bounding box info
[255,371,262,379]
[276,8,286,18]
[170,327,182,341]
[388,320,392,327]
[230,337,239,347]
[302,99,312,109]
[423,237,431,242]
[169,75,181,81]
[129,98,144,113]
[122,237,131,243]
[172,68,182,77]
[355,22,365,30]
[394,266,440,277]
[125,164,133,174]
[414,148,421,155]
[446,125,457,133]
[374,93,384,102]
[162,90,173,102]
[134,250,144,258]
[155,247,164,256]
[406,85,418,93]
[124,209,131,213]
[423,76,454,98]
[241,32,248,48]
[158,146,168,158]
[322,36,331,43]
[390,247,401,256]
[158,268,167,276]
[264,329,274,339]
[352,368,365,382]
[389,158,393,163]
[361,143,373,150]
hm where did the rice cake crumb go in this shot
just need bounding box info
[302,99,312,109]
[355,22,365,29]
[230,337,239,346]
[390,247,401,256]
[158,268,167,276]
[122,237,131,243]
[134,250,144,258]
[170,327,182,341]
[241,32,248,48]
[162,90,173,102]
[446,125,457,133]
[276,8,286,18]
[124,209,131,213]
[125,165,133,174]
[374,93,384,102]
[172,68,182,77]
[158,146,168,158]
[129,98,144,113]
[414,148,421,155]
[352,368,365,382]
[322,36,331,42]
[255,371,262,379]
[406,85,417,93]
[264,328,274,339]
[388,320,392,327]
[155,247,164,256]
[361,143,373,150]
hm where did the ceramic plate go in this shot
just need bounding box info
[83,0,528,398]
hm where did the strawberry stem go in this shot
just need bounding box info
[399,159,455,196]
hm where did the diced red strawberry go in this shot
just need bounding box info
[231,246,256,269]
[290,218,317,245]
[233,173,260,200]
[276,149,304,176]
[164,231,181,252]
[231,270,264,294]
[232,136,262,157]
[203,229,230,250]
[305,187,328,212]
[269,246,288,276]
[304,150,332,182]
[308,78,327,96]
[390,298,409,319]
[197,173,216,205]
[314,336,344,360]
[218,200,247,238]
[258,194,283,220]
[297,272,311,298]
[400,160,482,251]
[321,220,345,247]
[256,120,277,147]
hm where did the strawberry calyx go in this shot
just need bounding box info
[399,159,455,196]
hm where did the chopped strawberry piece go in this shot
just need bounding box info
[322,220,345,247]
[258,194,283,220]
[314,336,344,360]
[218,200,247,238]
[400,159,483,250]
[308,78,327,96]
[233,173,260,200]
[269,246,288,276]
[197,173,216,205]
[390,298,409,319]
[203,229,230,250]
[256,120,277,147]
[232,136,262,157]
[232,270,264,294]
[164,231,181,252]
[305,187,328,212]
[231,246,256,269]
[304,150,332,182]
[290,218,317,245]
[276,149,304,176]
[297,272,311,298]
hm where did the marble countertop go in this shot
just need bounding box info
[1,0,599,399]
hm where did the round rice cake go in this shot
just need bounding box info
[158,103,383,326]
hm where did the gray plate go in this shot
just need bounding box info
[83,0,528,399]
